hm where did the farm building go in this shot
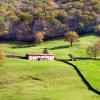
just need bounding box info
[26,54,54,61]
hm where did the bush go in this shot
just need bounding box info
[43,48,49,54]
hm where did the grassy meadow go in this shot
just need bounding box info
[0,34,100,99]
[0,58,99,100]
[73,61,100,91]
[0,34,100,59]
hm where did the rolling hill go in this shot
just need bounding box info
[0,34,100,99]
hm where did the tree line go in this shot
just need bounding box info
[0,0,99,41]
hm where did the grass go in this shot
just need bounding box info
[73,61,100,91]
[0,34,100,59]
[0,34,100,99]
[0,58,99,100]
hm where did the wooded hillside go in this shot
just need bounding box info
[0,0,100,41]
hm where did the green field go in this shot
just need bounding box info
[0,35,100,99]
[73,61,100,91]
[0,34,100,59]
[0,58,99,100]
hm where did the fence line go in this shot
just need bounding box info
[6,55,25,59]
[55,58,100,95]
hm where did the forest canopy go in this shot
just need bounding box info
[0,0,99,41]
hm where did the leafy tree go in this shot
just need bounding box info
[57,11,67,23]
[72,2,84,9]
[78,22,84,32]
[87,41,100,58]
[65,31,79,46]
[0,16,4,24]
[19,12,33,23]
[8,12,19,23]
[80,14,93,23]
[92,5,100,13]
[0,24,9,37]
[43,48,49,54]
[95,25,100,35]
[91,0,100,5]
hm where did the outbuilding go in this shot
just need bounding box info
[26,54,54,61]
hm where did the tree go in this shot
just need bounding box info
[65,31,79,46]
[95,25,100,36]
[19,12,33,23]
[8,12,19,23]
[0,49,5,66]
[57,11,67,23]
[87,41,100,58]
[0,24,9,37]
[68,53,74,61]
[35,32,44,44]
[72,2,84,9]
[43,48,49,54]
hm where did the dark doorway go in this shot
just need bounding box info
[38,58,41,61]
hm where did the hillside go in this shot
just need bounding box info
[0,0,100,41]
[73,61,100,91]
[0,34,100,99]
[0,35,100,58]
[0,58,100,100]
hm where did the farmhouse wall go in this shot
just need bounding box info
[28,55,54,61]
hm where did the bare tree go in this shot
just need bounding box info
[87,40,100,58]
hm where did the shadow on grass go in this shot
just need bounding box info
[0,41,36,49]
[49,45,70,50]
[11,43,37,49]
[11,45,35,49]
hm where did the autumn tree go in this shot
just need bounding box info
[57,11,67,23]
[95,25,100,36]
[35,32,44,44]
[0,49,5,67]
[0,24,10,37]
[7,12,19,23]
[87,40,100,58]
[65,31,79,46]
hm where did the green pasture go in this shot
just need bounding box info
[0,34,100,59]
[73,61,100,91]
[0,59,99,100]
[0,34,100,99]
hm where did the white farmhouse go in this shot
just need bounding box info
[26,54,54,61]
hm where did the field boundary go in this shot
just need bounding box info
[6,55,25,59]
[71,57,100,61]
[59,58,100,61]
[6,55,100,61]
[55,58,100,95]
